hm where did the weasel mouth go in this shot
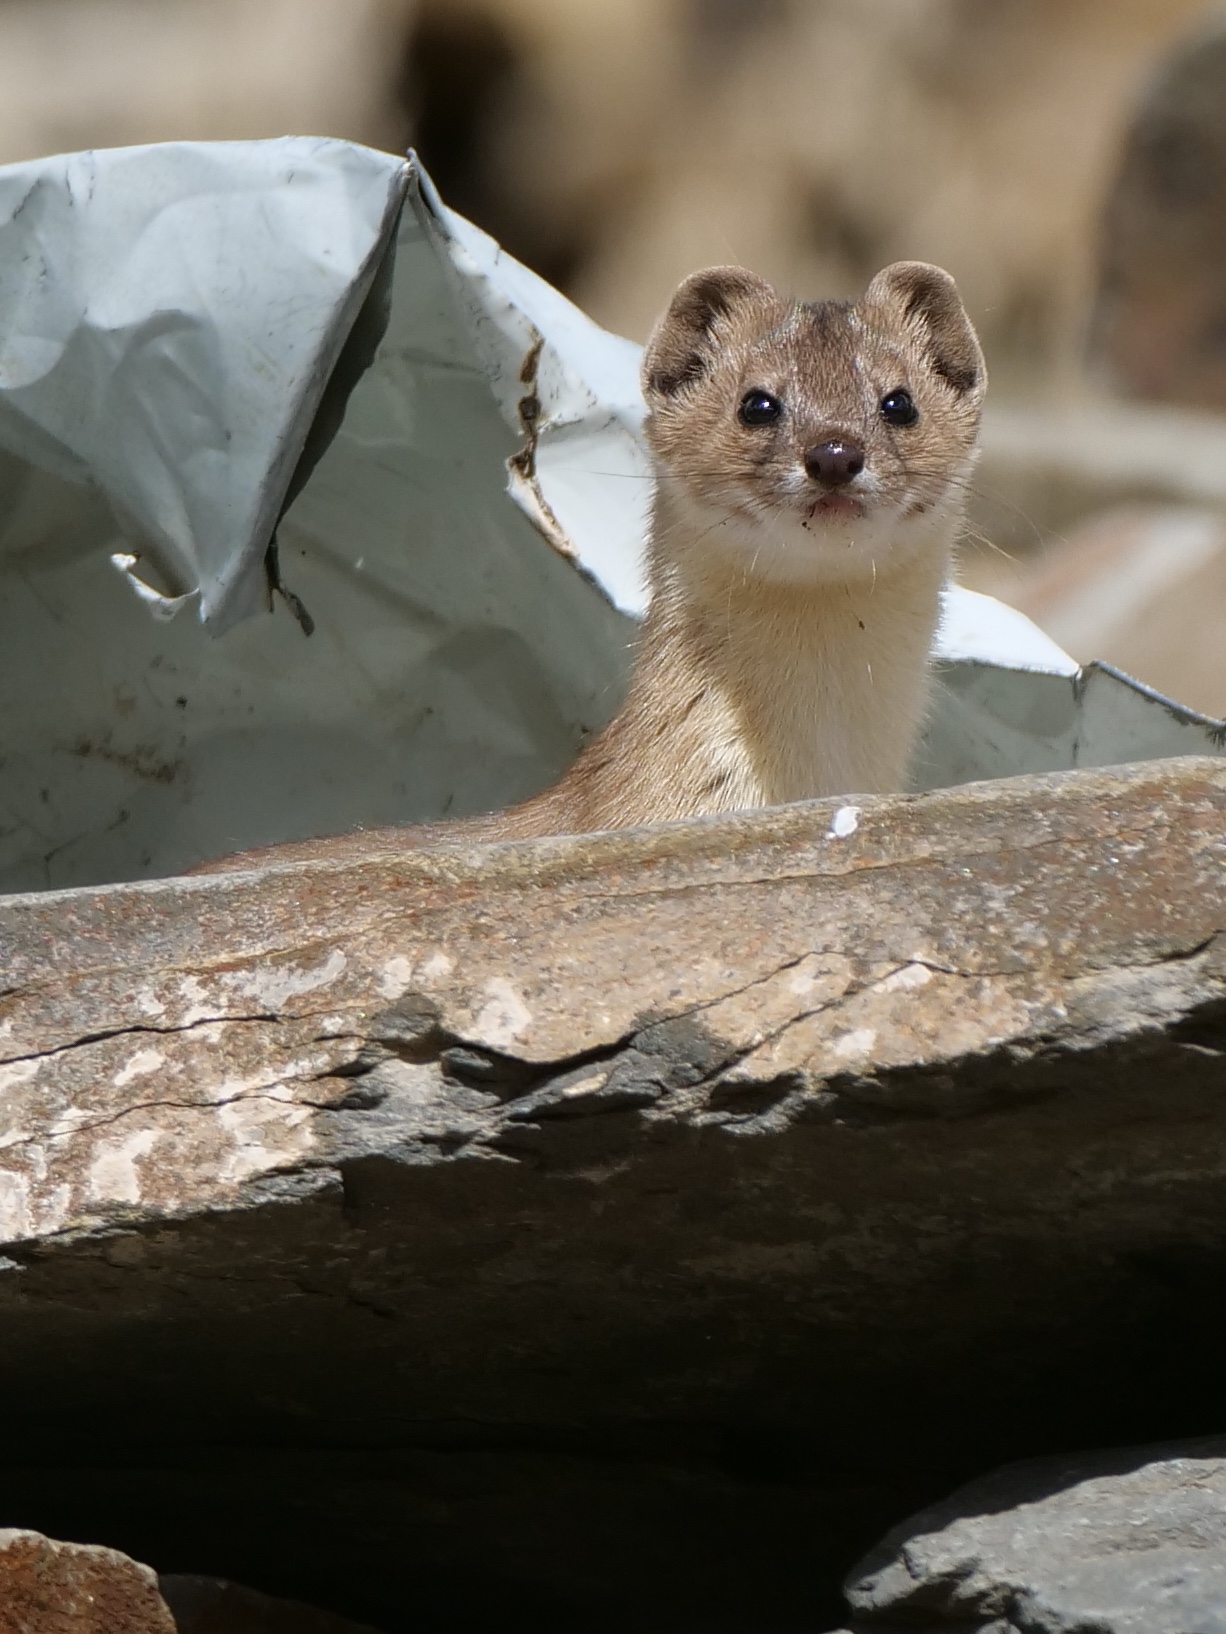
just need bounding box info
[806,492,865,522]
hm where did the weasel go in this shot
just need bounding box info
[198,259,985,871]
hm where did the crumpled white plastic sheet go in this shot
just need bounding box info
[0,137,408,629]
[0,139,1221,893]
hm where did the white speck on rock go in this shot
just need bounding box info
[88,1129,159,1205]
[377,955,414,1001]
[474,978,534,1049]
[830,805,861,840]
[231,949,347,1010]
[46,1107,94,1142]
[40,1184,72,1235]
[114,1048,165,1089]
[832,1027,877,1062]
[177,975,214,1026]
[0,1170,32,1239]
[787,954,852,1002]
[0,1059,40,1097]
[419,951,455,985]
[217,1096,314,1184]
[562,1071,610,1099]
[875,963,934,994]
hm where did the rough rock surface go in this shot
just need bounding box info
[1,758,1225,1629]
[161,1575,385,1633]
[837,1436,1226,1633]
[0,1528,175,1633]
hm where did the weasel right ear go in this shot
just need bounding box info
[642,267,776,401]
[864,261,986,400]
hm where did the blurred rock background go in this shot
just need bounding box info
[2,0,1224,713]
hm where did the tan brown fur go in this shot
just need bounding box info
[197,260,984,873]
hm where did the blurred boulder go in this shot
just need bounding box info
[973,502,1226,720]
[0,0,1216,394]
[1001,504,1226,719]
[960,399,1226,718]
[837,1436,1226,1633]
[0,0,413,166]
[400,0,1212,384]
[1096,13,1226,410]
[0,1529,176,1633]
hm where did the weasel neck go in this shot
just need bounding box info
[634,488,954,807]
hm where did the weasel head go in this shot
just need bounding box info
[641,260,986,586]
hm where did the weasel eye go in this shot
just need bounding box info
[880,388,919,427]
[738,389,783,427]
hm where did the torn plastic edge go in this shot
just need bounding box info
[1076,661,1226,744]
[411,155,644,428]
[935,585,1078,676]
[410,156,652,615]
[208,155,412,633]
[504,333,575,560]
[107,153,414,635]
[936,589,1225,749]
[410,164,580,563]
[110,552,200,621]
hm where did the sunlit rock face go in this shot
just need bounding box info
[1,759,1225,1628]
[838,1438,1226,1634]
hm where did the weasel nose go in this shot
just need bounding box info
[804,439,865,487]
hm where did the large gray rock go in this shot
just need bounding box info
[1,757,1225,1627]
[841,1437,1226,1633]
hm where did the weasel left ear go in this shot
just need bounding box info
[864,262,986,399]
[643,266,776,402]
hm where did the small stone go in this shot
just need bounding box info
[0,1529,176,1633]
[1095,18,1226,410]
